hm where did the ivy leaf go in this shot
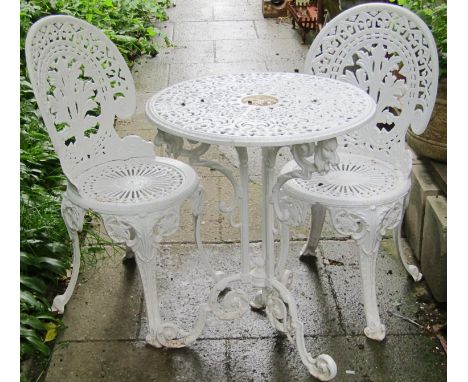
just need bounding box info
[44,322,57,343]
[146,27,156,37]
[112,34,138,43]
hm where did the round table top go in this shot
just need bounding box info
[145,72,376,147]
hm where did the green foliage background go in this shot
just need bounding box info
[391,0,447,78]
[20,0,172,379]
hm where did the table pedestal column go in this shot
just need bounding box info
[250,147,338,381]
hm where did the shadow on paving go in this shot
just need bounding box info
[46,242,446,381]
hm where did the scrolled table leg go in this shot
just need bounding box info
[266,280,337,381]
[262,139,340,380]
[154,130,242,228]
[208,273,250,320]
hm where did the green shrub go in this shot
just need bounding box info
[391,0,447,78]
[20,0,173,66]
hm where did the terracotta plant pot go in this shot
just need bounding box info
[406,78,447,162]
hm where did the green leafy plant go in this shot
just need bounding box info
[20,0,173,379]
[20,0,173,66]
[391,0,447,78]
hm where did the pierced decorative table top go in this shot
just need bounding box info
[145,72,376,147]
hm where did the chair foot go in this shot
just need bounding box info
[393,221,423,282]
[408,264,423,282]
[54,196,86,314]
[300,204,325,261]
[145,333,163,348]
[299,242,318,260]
[364,324,386,341]
[51,295,66,314]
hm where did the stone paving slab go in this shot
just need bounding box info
[167,2,214,22]
[169,62,268,84]
[215,38,308,63]
[254,19,302,41]
[213,3,263,21]
[59,251,142,342]
[319,239,444,337]
[157,40,216,64]
[154,20,174,41]
[46,334,446,382]
[265,59,305,73]
[227,334,446,382]
[132,60,169,92]
[174,20,257,41]
[138,242,342,340]
[45,339,228,382]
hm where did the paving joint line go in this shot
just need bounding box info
[134,294,145,339]
[319,248,347,334]
[225,339,232,381]
[161,238,351,245]
[56,332,426,345]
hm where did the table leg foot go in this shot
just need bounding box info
[122,246,136,265]
[250,289,267,310]
[310,354,338,381]
[266,279,338,381]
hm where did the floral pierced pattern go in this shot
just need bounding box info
[146,73,375,146]
[303,5,438,171]
[25,16,142,181]
[77,158,185,204]
[289,154,404,202]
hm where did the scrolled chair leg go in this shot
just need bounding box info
[102,208,181,348]
[52,195,86,314]
[393,221,423,282]
[357,241,386,341]
[328,204,408,341]
[300,204,326,259]
[354,213,387,341]
[136,248,163,348]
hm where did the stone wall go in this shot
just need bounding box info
[404,157,447,302]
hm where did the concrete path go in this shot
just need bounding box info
[45,1,447,381]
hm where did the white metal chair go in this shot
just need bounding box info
[280,3,439,341]
[25,15,204,348]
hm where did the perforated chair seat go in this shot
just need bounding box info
[68,157,199,214]
[282,153,410,207]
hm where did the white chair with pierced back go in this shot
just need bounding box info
[26,15,205,348]
[280,3,438,340]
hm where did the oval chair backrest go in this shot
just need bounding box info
[25,15,143,182]
[303,3,439,172]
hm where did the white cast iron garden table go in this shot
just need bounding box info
[145,72,376,381]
